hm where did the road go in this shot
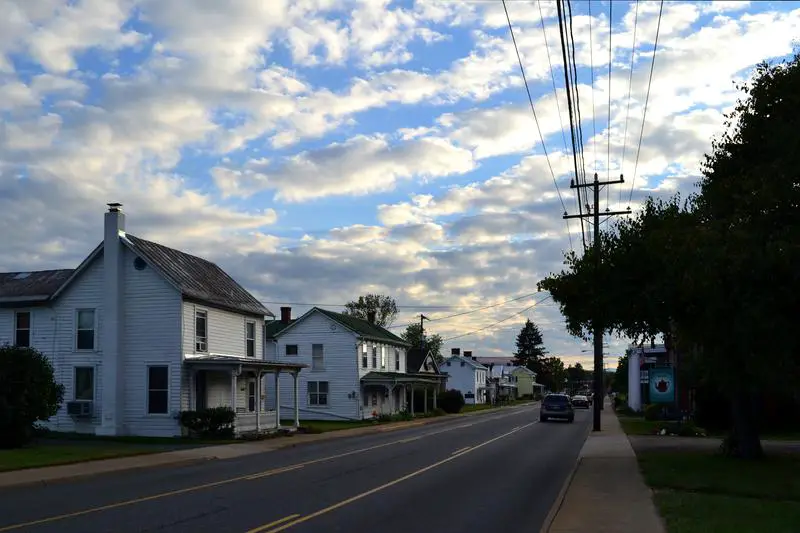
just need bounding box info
[0,404,590,533]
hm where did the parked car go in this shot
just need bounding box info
[571,395,590,409]
[540,393,574,423]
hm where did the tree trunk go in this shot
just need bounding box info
[723,389,764,459]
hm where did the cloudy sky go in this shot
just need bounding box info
[2,0,799,370]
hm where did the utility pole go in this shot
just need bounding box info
[419,314,429,352]
[565,173,630,431]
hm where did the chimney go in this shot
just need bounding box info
[280,307,291,323]
[367,310,376,324]
[451,348,460,356]
[98,202,125,436]
[463,350,472,359]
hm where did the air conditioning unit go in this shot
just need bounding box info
[66,401,93,418]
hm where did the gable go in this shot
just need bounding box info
[270,307,411,346]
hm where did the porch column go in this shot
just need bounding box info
[188,369,195,410]
[275,371,281,429]
[256,371,262,432]
[411,387,415,416]
[424,387,428,414]
[433,386,438,409]
[230,369,238,413]
[292,372,300,428]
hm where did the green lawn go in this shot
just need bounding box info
[637,450,800,533]
[462,404,493,413]
[0,444,162,472]
[286,420,378,433]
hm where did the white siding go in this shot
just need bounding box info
[356,342,406,378]
[440,356,486,404]
[182,302,263,359]
[267,311,361,421]
[121,247,183,437]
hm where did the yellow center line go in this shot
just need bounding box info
[246,421,538,533]
[0,406,538,532]
[245,514,301,533]
[451,446,472,456]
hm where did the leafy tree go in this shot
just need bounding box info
[566,362,587,385]
[614,352,630,395]
[401,323,444,364]
[342,294,398,327]
[0,345,64,448]
[536,357,567,393]
[511,319,548,371]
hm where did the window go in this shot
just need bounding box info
[312,344,324,371]
[371,346,377,368]
[285,344,298,356]
[362,344,368,368]
[394,348,400,371]
[308,381,329,406]
[380,346,386,368]
[74,367,94,401]
[245,321,256,358]
[147,366,169,414]
[248,381,256,412]
[14,311,30,347]
[195,310,208,352]
[76,309,95,350]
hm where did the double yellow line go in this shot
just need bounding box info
[245,421,537,533]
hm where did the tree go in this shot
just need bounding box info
[566,362,587,385]
[614,352,630,395]
[401,323,444,364]
[512,319,548,371]
[0,345,64,448]
[342,294,398,327]
[536,357,567,393]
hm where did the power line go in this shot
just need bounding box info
[619,0,640,211]
[588,0,598,177]
[606,0,613,224]
[502,0,574,252]
[628,0,664,206]
[442,295,553,342]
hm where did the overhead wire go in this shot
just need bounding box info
[606,0,613,227]
[588,0,598,180]
[442,295,554,342]
[566,0,587,193]
[619,0,640,210]
[502,0,574,252]
[628,0,665,206]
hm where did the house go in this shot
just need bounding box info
[0,203,305,438]
[263,307,445,420]
[439,348,488,404]
[511,366,543,398]
[489,363,519,401]
[405,347,448,413]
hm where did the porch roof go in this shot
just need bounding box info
[361,371,445,385]
[185,355,306,372]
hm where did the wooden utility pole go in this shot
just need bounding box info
[419,314,429,352]
[565,173,630,431]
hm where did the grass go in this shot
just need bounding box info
[287,419,378,433]
[37,430,239,446]
[637,450,800,533]
[0,444,162,472]
[462,404,493,413]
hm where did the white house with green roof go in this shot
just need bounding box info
[264,306,446,420]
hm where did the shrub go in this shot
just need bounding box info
[438,389,465,414]
[0,345,64,448]
[431,407,446,417]
[178,406,236,438]
[644,403,665,421]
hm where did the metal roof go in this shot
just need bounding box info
[0,269,74,304]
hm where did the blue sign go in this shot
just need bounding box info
[648,367,675,403]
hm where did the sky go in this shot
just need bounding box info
[1,0,799,371]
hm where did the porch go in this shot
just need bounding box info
[361,371,447,418]
[184,356,306,435]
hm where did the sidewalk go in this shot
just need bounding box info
[0,402,536,488]
[545,404,666,533]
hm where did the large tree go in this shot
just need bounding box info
[539,53,800,459]
[614,352,630,395]
[536,357,567,393]
[566,362,587,385]
[401,323,444,364]
[512,319,548,372]
[342,294,398,327]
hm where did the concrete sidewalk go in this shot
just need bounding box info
[0,402,536,488]
[544,404,666,533]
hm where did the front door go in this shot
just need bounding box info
[195,371,207,410]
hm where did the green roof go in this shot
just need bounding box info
[264,319,296,339]
[315,308,410,346]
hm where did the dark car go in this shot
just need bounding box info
[540,393,574,423]
[571,395,590,409]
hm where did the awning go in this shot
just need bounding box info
[184,355,306,373]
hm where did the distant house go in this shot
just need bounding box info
[439,348,488,404]
[488,363,519,401]
[0,203,305,438]
[405,347,448,413]
[264,307,444,420]
[511,366,543,398]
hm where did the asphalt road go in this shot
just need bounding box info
[0,404,590,533]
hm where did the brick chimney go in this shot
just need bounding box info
[367,310,376,324]
[463,350,472,359]
[451,348,460,356]
[280,307,291,323]
[98,202,126,436]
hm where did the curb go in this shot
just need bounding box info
[539,456,581,533]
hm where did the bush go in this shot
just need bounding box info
[0,345,64,448]
[178,406,236,438]
[644,403,665,421]
[438,389,465,414]
[431,407,446,417]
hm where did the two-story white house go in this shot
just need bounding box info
[0,203,305,437]
[439,348,488,404]
[264,307,445,420]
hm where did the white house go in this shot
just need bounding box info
[0,203,305,437]
[264,307,446,420]
[439,348,488,404]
